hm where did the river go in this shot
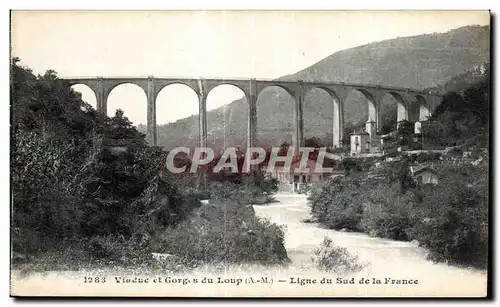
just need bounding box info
[11,193,488,297]
[254,193,488,297]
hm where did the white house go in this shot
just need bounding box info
[350,131,370,157]
[349,117,383,157]
[410,165,438,185]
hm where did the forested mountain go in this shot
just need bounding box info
[143,25,490,150]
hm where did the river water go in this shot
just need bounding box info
[11,193,488,297]
[254,193,488,297]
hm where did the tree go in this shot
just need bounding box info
[397,120,414,146]
[105,109,146,142]
[422,69,489,149]
[381,116,397,134]
[11,59,191,256]
[278,141,291,155]
[341,157,362,176]
[304,137,324,148]
[407,164,488,267]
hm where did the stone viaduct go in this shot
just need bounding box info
[63,76,442,148]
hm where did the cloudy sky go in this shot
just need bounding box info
[11,10,489,125]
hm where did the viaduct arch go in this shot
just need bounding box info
[64,76,442,148]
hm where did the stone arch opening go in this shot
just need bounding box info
[414,94,430,122]
[206,82,249,99]
[70,84,97,110]
[156,81,199,97]
[343,89,376,142]
[405,95,421,123]
[155,83,200,150]
[205,84,248,154]
[257,84,295,99]
[386,91,408,124]
[106,83,147,127]
[303,87,335,148]
[256,85,295,150]
[378,92,400,134]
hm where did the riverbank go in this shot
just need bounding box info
[11,193,487,297]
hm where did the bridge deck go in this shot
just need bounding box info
[62,76,437,95]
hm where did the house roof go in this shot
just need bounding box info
[410,165,438,175]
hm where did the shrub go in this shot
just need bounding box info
[12,234,154,272]
[415,152,442,163]
[11,61,201,266]
[447,146,464,157]
[151,202,289,266]
[361,183,416,240]
[341,157,363,175]
[241,171,279,204]
[312,237,364,273]
[308,154,489,269]
[307,181,327,205]
[406,165,488,268]
[323,194,363,231]
[84,234,153,265]
[309,176,363,231]
[383,150,400,158]
[205,180,243,201]
[203,171,278,205]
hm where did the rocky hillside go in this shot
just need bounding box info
[148,25,489,150]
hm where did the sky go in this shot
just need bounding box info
[11,10,489,125]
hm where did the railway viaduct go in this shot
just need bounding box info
[63,76,442,148]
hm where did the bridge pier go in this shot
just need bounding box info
[419,104,430,121]
[369,90,385,132]
[397,96,409,124]
[367,100,378,126]
[146,76,157,146]
[332,87,348,148]
[293,81,305,154]
[246,79,258,172]
[198,79,208,149]
[197,80,208,187]
[427,94,440,119]
[247,79,257,150]
[332,97,344,148]
[96,77,106,115]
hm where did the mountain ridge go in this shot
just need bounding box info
[144,25,489,150]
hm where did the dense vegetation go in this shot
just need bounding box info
[310,155,488,268]
[308,70,490,268]
[145,25,489,150]
[421,65,489,149]
[11,59,288,270]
